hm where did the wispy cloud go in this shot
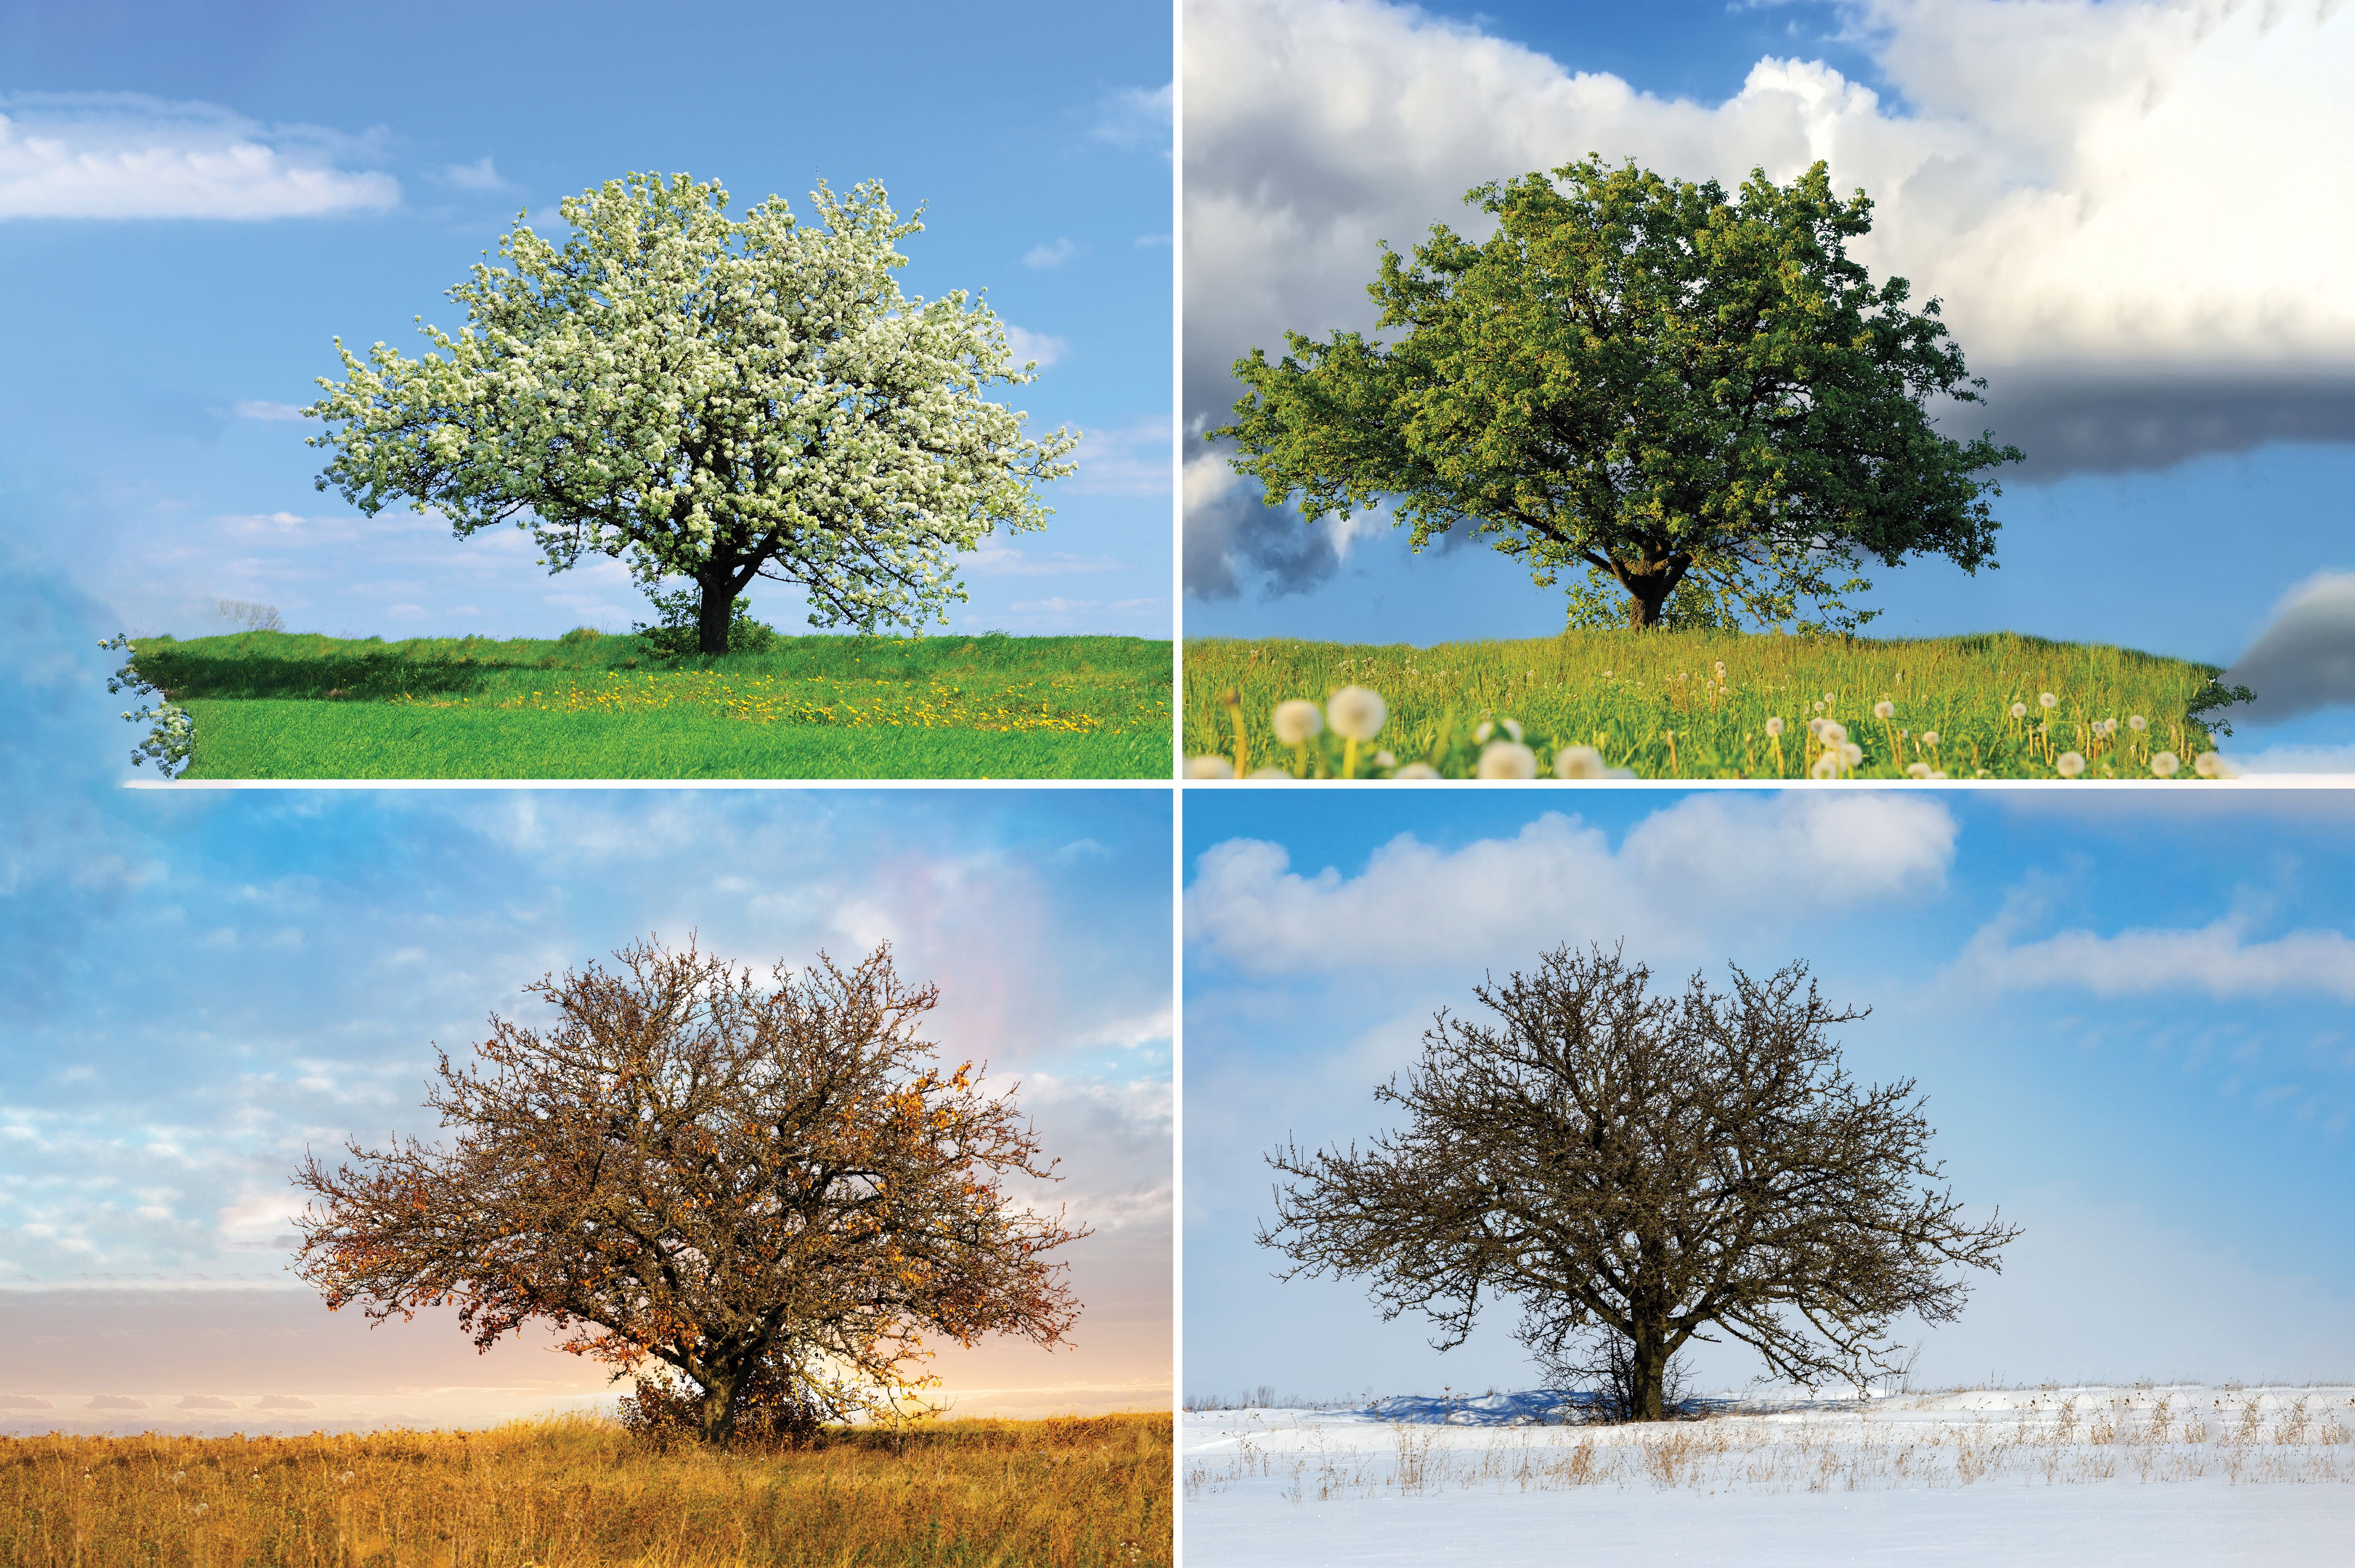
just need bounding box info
[1001,322,1068,369]
[230,400,307,422]
[0,92,397,219]
[436,155,504,191]
[1957,909,2355,1001]
[1022,236,1076,269]
[1067,415,1173,497]
[1091,81,1172,158]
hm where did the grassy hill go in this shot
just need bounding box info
[128,629,1173,780]
[1184,630,2249,780]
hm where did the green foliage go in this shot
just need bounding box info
[306,172,1077,652]
[632,583,780,656]
[1186,630,2244,780]
[1215,156,2022,631]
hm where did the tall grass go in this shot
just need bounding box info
[2,1411,1170,1567]
[1184,630,2245,780]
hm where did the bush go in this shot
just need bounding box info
[632,585,779,657]
[616,1363,825,1452]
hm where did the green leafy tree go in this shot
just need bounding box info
[1214,157,2023,633]
[308,173,1078,654]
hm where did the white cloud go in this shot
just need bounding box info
[0,92,398,219]
[1067,414,1174,496]
[1092,81,1174,157]
[1002,322,1068,368]
[1186,793,1957,975]
[965,541,1128,577]
[438,156,503,191]
[1022,237,1076,269]
[1184,0,2355,410]
[1957,910,2355,1001]
[230,400,307,422]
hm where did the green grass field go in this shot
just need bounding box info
[1185,630,2251,780]
[129,630,1173,780]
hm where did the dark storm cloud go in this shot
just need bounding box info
[1183,455,1347,601]
[1965,372,2355,480]
[2223,573,2355,722]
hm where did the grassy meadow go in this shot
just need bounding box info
[0,1412,1171,1568]
[128,631,1173,780]
[1185,630,2250,780]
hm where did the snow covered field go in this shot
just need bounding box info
[1183,1386,2355,1565]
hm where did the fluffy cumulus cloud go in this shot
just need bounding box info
[1184,0,2355,594]
[0,92,398,219]
[1186,791,1957,974]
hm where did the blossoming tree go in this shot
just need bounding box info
[307,173,1077,653]
[291,937,1086,1450]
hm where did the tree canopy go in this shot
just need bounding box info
[307,173,1077,654]
[1214,157,2023,632]
[1259,944,2016,1421]
[291,937,1085,1449]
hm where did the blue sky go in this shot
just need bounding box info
[0,584,1172,1426]
[1182,788,2355,1401]
[1182,0,2355,766]
[0,0,1171,648]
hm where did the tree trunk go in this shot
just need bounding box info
[697,1365,742,1451]
[696,579,733,656]
[1614,550,1689,631]
[1630,1330,1668,1422]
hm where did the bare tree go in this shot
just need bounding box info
[1258,944,2017,1422]
[292,937,1086,1449]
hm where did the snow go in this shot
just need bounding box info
[1183,1385,2355,1565]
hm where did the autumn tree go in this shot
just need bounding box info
[1214,157,2022,633]
[292,937,1085,1449]
[1259,944,2016,1422]
[307,173,1077,653]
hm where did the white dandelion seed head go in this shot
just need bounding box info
[1246,766,1292,780]
[1811,753,1843,779]
[2194,750,2235,779]
[2039,691,2058,709]
[1393,761,1441,779]
[2056,751,2086,778]
[2151,751,2180,778]
[1474,719,1495,744]
[1555,744,1605,780]
[1874,700,1895,719]
[1765,716,1785,737]
[1271,699,1323,746]
[1373,750,1396,769]
[1841,742,1863,766]
[1326,685,1386,742]
[1502,718,1524,743]
[1184,756,1235,779]
[1821,721,1849,747]
[1907,762,1932,779]
[1478,741,1538,779]
[1812,699,1825,713]
[2130,715,2148,731]
[2010,702,2028,719]
[1921,730,1940,747]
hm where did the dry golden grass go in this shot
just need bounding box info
[1,1411,1169,1568]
